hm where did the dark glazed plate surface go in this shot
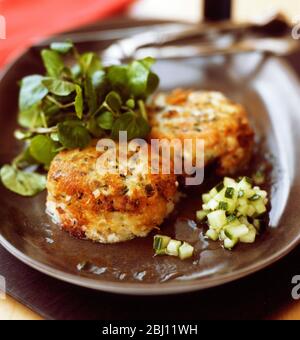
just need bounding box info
[0,33,300,295]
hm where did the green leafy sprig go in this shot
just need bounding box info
[0,41,159,196]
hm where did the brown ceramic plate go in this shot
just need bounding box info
[0,28,300,295]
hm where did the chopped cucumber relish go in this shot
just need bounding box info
[197,177,268,250]
[153,235,194,260]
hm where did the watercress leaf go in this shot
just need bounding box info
[74,85,83,119]
[87,117,105,138]
[84,77,97,115]
[80,52,102,76]
[42,78,75,96]
[82,66,106,115]
[138,100,148,122]
[41,49,65,78]
[29,135,58,166]
[19,75,48,111]
[41,97,61,116]
[61,66,73,79]
[111,113,151,140]
[107,65,128,90]
[57,121,91,149]
[13,147,37,169]
[92,70,105,89]
[105,91,122,113]
[71,63,82,79]
[50,42,73,54]
[147,72,160,95]
[97,111,114,130]
[127,59,159,98]
[128,60,151,98]
[133,116,151,139]
[126,99,135,109]
[0,165,46,197]
[79,52,93,73]
[18,105,44,128]
[140,57,156,69]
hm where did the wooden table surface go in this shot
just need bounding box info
[1,0,300,320]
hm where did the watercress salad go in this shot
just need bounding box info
[0,41,160,197]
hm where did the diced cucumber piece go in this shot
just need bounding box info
[224,237,238,250]
[153,236,195,260]
[238,189,245,198]
[225,187,235,199]
[253,200,267,215]
[219,229,226,241]
[245,176,253,185]
[206,229,219,241]
[239,216,250,226]
[208,185,237,214]
[246,205,256,217]
[224,177,237,187]
[226,218,242,228]
[166,240,182,257]
[238,177,252,192]
[207,210,227,229]
[155,249,167,255]
[225,224,249,239]
[224,199,236,214]
[237,205,248,216]
[153,235,171,253]
[178,242,194,260]
[206,198,219,210]
[202,193,211,204]
[197,176,268,251]
[218,201,228,211]
[240,227,256,243]
[213,190,226,202]
[259,190,268,199]
[249,194,261,202]
[215,182,225,192]
[238,198,248,206]
[160,235,171,248]
[253,187,267,199]
[227,214,237,223]
[244,189,255,199]
[209,187,218,197]
[197,210,209,222]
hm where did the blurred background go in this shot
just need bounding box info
[130,0,300,23]
[0,0,300,68]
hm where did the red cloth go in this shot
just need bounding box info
[0,0,134,68]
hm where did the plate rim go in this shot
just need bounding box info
[1,34,300,295]
[1,230,300,295]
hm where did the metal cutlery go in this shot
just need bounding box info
[133,37,300,60]
[101,14,292,63]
